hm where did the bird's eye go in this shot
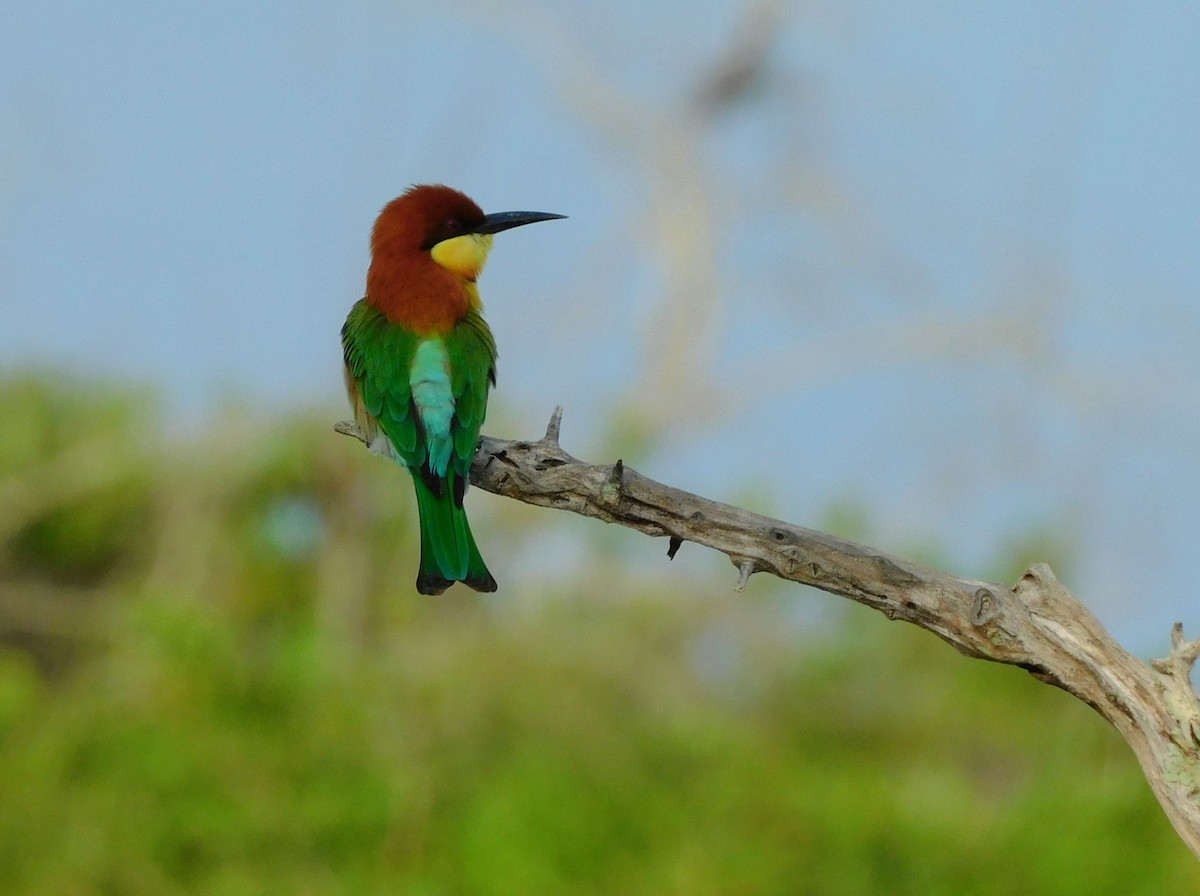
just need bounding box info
[421,218,467,251]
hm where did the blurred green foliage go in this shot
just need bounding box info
[0,375,1196,894]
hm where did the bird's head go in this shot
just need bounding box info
[370,184,564,281]
[365,184,563,332]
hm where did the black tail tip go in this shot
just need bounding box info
[465,573,498,593]
[416,572,452,596]
[416,573,498,595]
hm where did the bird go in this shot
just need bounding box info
[341,184,564,594]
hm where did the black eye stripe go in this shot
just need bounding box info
[422,216,477,251]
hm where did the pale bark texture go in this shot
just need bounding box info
[336,409,1200,859]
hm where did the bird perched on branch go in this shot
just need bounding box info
[342,185,564,594]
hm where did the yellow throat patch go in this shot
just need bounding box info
[430,233,494,282]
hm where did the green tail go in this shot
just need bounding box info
[410,470,497,595]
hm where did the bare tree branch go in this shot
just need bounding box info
[335,409,1200,859]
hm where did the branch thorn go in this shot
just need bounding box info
[735,559,754,592]
[544,406,563,446]
[334,420,367,446]
[602,459,625,507]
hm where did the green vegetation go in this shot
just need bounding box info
[0,375,1195,894]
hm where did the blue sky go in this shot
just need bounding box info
[3,1,1199,652]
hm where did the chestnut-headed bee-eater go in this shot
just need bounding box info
[341,185,564,594]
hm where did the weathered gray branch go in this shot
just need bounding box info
[335,408,1200,859]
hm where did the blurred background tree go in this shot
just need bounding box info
[0,379,1197,893]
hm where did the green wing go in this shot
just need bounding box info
[444,310,498,485]
[343,300,420,464]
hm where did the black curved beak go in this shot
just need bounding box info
[472,210,567,236]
